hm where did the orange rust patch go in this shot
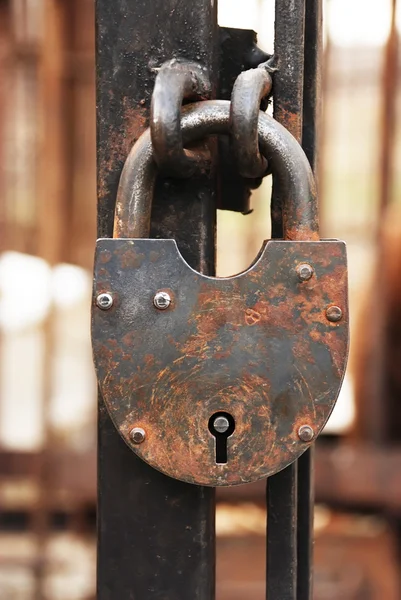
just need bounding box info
[98,103,148,201]
[92,238,349,486]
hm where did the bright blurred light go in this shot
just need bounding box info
[324,374,355,434]
[0,253,95,450]
[52,264,91,309]
[220,0,394,48]
[0,253,91,332]
[218,0,275,57]
[327,0,392,47]
[0,252,51,332]
[218,0,261,30]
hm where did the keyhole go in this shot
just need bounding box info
[208,412,235,464]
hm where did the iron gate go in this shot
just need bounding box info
[96,1,324,598]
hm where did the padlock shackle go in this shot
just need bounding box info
[114,100,319,241]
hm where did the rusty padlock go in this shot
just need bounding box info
[92,100,349,487]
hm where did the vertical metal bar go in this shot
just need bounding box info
[302,0,322,175]
[267,1,306,598]
[267,462,298,599]
[296,2,322,598]
[296,449,314,600]
[270,0,306,238]
[96,1,218,598]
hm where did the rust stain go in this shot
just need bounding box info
[98,102,148,201]
[276,106,302,141]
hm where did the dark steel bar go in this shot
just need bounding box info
[296,448,314,600]
[96,1,218,598]
[302,0,322,175]
[271,0,306,238]
[266,462,298,599]
[267,1,306,598]
[296,2,322,597]
[230,68,272,178]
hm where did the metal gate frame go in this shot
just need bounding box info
[95,1,321,597]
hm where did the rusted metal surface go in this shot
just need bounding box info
[150,59,211,177]
[96,0,218,240]
[113,100,319,240]
[96,97,344,487]
[92,237,348,486]
[297,5,322,596]
[271,0,306,237]
[96,1,218,597]
[268,2,309,596]
[230,66,273,179]
[302,0,323,176]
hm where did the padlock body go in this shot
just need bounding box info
[92,238,348,486]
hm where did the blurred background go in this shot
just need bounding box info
[1,0,401,598]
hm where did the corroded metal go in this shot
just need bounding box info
[113,100,319,240]
[93,97,347,487]
[92,238,348,486]
[150,59,211,177]
[230,67,273,178]
[96,0,218,596]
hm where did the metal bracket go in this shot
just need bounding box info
[218,27,272,213]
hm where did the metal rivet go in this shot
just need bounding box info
[212,416,230,434]
[154,291,171,310]
[96,292,113,310]
[296,263,314,282]
[326,305,343,323]
[298,425,314,442]
[130,427,146,444]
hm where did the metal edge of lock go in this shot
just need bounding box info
[92,95,349,487]
[92,237,349,487]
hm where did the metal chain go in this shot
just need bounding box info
[230,66,273,179]
[150,59,276,183]
[150,58,211,178]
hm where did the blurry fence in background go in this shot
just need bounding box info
[1,0,401,598]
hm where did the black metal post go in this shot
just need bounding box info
[267,0,320,598]
[270,0,306,239]
[296,4,322,598]
[95,1,321,597]
[267,2,306,598]
[267,462,298,599]
[96,2,218,598]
